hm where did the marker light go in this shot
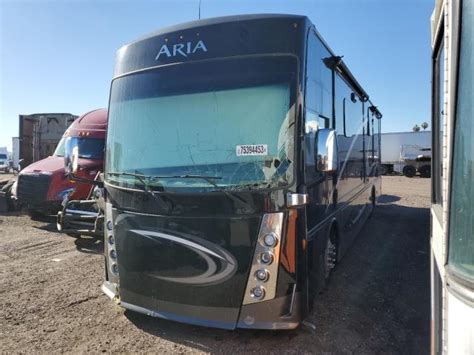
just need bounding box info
[110,249,117,260]
[106,221,113,231]
[260,251,274,265]
[255,269,269,282]
[263,232,278,247]
[108,235,115,245]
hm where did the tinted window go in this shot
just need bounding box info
[305,32,332,120]
[55,137,104,159]
[448,0,474,280]
[304,32,332,182]
[106,57,297,191]
[335,73,364,190]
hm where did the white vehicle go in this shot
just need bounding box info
[431,0,473,353]
[0,147,9,172]
[11,137,20,171]
[380,131,431,175]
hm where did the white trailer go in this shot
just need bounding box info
[0,147,9,173]
[11,137,20,171]
[380,131,431,175]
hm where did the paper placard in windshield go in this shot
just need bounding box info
[236,145,268,156]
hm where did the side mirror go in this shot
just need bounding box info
[316,128,338,173]
[64,137,79,176]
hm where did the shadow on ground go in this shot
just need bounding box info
[124,202,431,354]
[378,194,401,203]
[74,236,104,254]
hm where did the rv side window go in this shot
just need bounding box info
[335,73,364,184]
[305,31,333,120]
[365,108,374,176]
[304,31,333,182]
[335,74,363,138]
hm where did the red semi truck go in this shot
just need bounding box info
[14,109,107,216]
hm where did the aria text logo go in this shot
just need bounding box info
[155,40,208,60]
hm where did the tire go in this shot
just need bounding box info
[402,165,416,178]
[419,165,431,178]
[369,187,376,218]
[323,228,338,283]
[379,164,388,175]
[27,209,44,219]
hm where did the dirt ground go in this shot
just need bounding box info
[0,176,430,354]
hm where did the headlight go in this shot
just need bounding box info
[110,263,119,275]
[260,251,274,265]
[255,269,269,282]
[93,186,104,199]
[263,232,278,247]
[250,286,265,300]
[243,213,283,305]
[11,181,18,198]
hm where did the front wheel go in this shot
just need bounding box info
[378,164,389,175]
[323,229,338,282]
[419,165,431,178]
[27,209,45,219]
[403,165,416,178]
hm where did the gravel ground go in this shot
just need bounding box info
[0,176,430,354]
[0,173,16,183]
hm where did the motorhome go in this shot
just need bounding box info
[67,15,382,329]
[430,0,473,353]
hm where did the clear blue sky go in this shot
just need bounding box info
[0,0,433,151]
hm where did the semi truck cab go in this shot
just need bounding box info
[15,109,107,216]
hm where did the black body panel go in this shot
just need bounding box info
[113,15,307,78]
[110,189,264,328]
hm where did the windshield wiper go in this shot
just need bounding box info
[106,172,170,211]
[153,174,254,212]
[107,172,253,212]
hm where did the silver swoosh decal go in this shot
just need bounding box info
[130,229,227,262]
[129,229,237,285]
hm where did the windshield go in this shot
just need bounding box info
[54,137,105,159]
[106,56,297,191]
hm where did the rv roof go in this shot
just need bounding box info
[127,14,307,47]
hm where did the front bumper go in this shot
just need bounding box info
[101,281,302,330]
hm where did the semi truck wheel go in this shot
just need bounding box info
[402,165,416,178]
[419,165,431,178]
[27,209,45,219]
[379,164,389,175]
